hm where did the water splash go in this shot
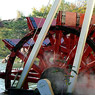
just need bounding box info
[74,74,95,95]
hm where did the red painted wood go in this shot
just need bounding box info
[65,12,77,26]
[56,11,62,25]
[26,17,35,31]
[1,11,95,90]
[91,15,95,24]
[79,13,85,26]
[26,17,56,31]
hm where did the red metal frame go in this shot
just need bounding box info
[0,11,95,90]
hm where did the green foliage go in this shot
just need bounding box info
[2,17,28,39]
[31,0,89,19]
[32,4,52,18]
[0,0,92,58]
[0,16,29,58]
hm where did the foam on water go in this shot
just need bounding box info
[0,59,6,93]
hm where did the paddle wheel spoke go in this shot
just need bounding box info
[48,34,55,45]
[1,11,95,92]
[38,55,48,69]
[4,25,95,90]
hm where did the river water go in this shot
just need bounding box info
[0,59,37,93]
[0,59,6,93]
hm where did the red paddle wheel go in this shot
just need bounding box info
[0,11,95,90]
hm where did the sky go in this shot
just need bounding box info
[0,0,76,20]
